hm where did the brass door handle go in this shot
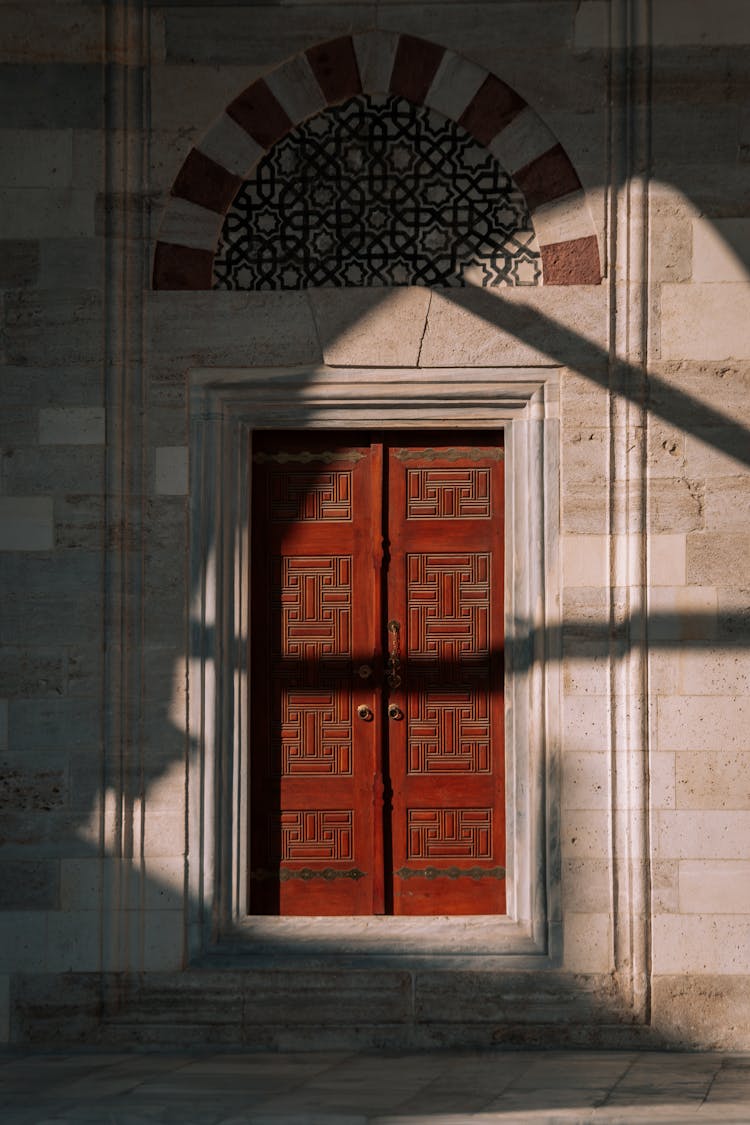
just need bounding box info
[357,704,373,721]
[387,703,403,721]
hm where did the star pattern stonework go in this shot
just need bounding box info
[213,94,541,290]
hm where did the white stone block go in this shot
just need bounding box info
[576,0,750,47]
[489,107,557,175]
[685,430,750,477]
[649,651,679,697]
[0,914,48,972]
[655,810,750,859]
[419,285,608,367]
[562,858,612,913]
[148,290,321,370]
[692,218,750,283]
[0,497,54,551]
[563,911,611,973]
[658,696,750,752]
[532,190,595,249]
[353,30,398,94]
[143,808,185,857]
[573,1,616,49]
[676,751,750,810]
[143,857,186,910]
[152,64,265,133]
[45,910,101,973]
[61,857,185,912]
[651,0,750,46]
[0,130,72,188]
[560,810,609,858]
[157,197,224,252]
[650,751,676,810]
[648,535,686,586]
[424,52,487,122]
[60,858,102,912]
[652,859,679,913]
[562,750,610,809]
[0,189,94,239]
[703,478,750,532]
[562,534,608,587]
[196,112,264,178]
[39,406,105,445]
[265,53,326,125]
[562,652,609,696]
[679,861,750,914]
[0,4,104,64]
[309,287,431,367]
[678,649,750,697]
[648,584,718,643]
[661,283,750,360]
[155,447,188,496]
[562,698,610,756]
[653,915,750,975]
[141,909,185,971]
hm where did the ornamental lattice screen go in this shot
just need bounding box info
[212,94,541,290]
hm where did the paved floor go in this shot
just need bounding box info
[1,1048,749,1124]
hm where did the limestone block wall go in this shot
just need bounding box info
[0,0,748,1048]
[0,5,108,1043]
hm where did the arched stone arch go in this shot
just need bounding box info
[153,32,602,290]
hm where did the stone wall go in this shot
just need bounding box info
[0,0,748,1048]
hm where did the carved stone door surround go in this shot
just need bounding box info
[188,364,562,962]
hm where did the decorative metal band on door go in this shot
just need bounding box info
[250,433,505,915]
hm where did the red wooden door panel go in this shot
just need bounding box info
[249,433,383,915]
[249,431,505,916]
[386,439,506,915]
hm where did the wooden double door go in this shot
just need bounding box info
[250,431,505,915]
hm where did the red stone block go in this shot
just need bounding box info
[389,35,445,105]
[458,75,526,146]
[152,242,214,290]
[307,36,362,104]
[171,148,242,215]
[227,79,294,149]
[514,144,582,212]
[541,234,602,285]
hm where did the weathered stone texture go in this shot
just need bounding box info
[0,241,40,289]
[652,974,750,1051]
[0,65,104,129]
[0,862,59,911]
[164,7,376,66]
[686,533,750,586]
[4,291,104,366]
[675,752,750,810]
[309,288,431,367]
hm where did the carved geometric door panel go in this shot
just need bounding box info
[386,443,506,915]
[250,434,382,915]
[250,432,504,916]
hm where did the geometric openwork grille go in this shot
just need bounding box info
[213,94,541,289]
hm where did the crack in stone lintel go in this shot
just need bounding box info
[417,290,432,367]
